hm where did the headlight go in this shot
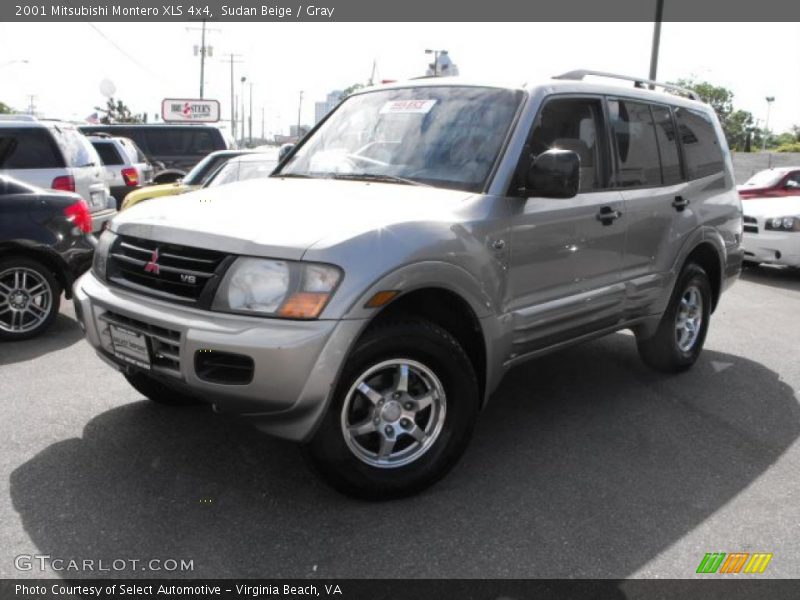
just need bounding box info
[212,257,342,319]
[765,216,800,232]
[91,229,117,280]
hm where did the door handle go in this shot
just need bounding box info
[596,206,622,225]
[672,195,690,211]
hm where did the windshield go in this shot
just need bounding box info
[277,86,523,192]
[205,157,278,188]
[743,170,785,188]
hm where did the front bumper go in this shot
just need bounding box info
[742,230,800,267]
[73,271,366,441]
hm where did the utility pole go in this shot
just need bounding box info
[248,82,254,145]
[261,106,265,140]
[648,0,664,87]
[297,91,303,139]
[187,21,219,98]
[26,94,37,115]
[221,53,243,139]
[240,76,247,146]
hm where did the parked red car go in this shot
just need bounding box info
[738,167,800,199]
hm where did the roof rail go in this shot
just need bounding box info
[553,69,699,101]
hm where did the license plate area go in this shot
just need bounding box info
[109,324,151,369]
[90,191,105,209]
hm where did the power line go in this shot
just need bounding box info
[85,22,166,83]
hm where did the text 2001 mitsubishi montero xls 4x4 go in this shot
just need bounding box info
[75,71,743,498]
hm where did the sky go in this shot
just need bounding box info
[1,21,798,137]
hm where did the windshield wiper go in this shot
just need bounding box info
[274,172,317,179]
[329,173,429,187]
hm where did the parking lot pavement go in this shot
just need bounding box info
[1,265,799,580]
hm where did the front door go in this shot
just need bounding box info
[506,96,626,360]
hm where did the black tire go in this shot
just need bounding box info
[124,371,201,406]
[636,262,712,373]
[0,256,61,341]
[303,319,479,500]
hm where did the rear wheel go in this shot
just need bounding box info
[124,371,201,406]
[636,262,712,373]
[303,319,479,500]
[0,257,61,341]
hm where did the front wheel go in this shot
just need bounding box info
[636,262,712,373]
[303,319,479,500]
[0,257,61,341]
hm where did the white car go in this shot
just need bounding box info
[88,134,153,209]
[0,116,115,232]
[742,196,800,267]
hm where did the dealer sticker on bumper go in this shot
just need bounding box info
[109,324,151,369]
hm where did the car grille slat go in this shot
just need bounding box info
[107,235,229,305]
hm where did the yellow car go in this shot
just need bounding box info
[120,150,251,210]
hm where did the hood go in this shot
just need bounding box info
[112,177,476,259]
[742,196,800,218]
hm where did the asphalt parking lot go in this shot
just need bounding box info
[1,264,799,579]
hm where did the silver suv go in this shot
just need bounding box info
[75,71,743,498]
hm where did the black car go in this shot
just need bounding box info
[0,175,94,340]
[79,124,233,184]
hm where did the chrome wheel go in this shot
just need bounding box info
[0,267,53,334]
[675,285,703,352]
[340,358,446,469]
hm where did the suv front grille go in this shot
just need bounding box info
[107,235,231,306]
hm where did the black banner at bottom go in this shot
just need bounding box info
[2,579,800,600]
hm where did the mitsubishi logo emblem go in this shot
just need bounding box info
[144,248,160,274]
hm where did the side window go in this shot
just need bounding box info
[92,142,124,165]
[193,130,215,154]
[0,129,65,169]
[608,99,661,187]
[786,171,800,186]
[651,105,683,184]
[674,107,724,180]
[522,97,608,194]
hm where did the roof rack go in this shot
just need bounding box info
[552,69,699,101]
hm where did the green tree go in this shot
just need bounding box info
[339,83,365,100]
[95,97,145,124]
[0,101,13,114]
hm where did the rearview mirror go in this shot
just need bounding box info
[526,149,580,199]
[278,143,295,162]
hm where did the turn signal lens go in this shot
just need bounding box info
[278,292,330,318]
[364,290,399,308]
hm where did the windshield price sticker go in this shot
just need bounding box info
[380,99,437,114]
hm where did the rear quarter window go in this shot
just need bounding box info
[0,128,65,169]
[55,128,100,167]
[92,142,124,165]
[674,107,725,180]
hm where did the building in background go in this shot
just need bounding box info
[314,90,343,124]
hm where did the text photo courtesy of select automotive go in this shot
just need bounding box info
[1,15,800,585]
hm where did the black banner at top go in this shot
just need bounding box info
[2,0,800,22]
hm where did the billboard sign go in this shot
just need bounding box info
[161,98,220,123]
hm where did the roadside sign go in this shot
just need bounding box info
[161,98,220,123]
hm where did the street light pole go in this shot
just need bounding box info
[648,0,664,86]
[223,54,243,140]
[762,96,775,152]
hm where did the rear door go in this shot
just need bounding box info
[607,98,692,318]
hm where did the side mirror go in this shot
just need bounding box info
[785,180,800,189]
[526,149,580,198]
[278,143,295,162]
